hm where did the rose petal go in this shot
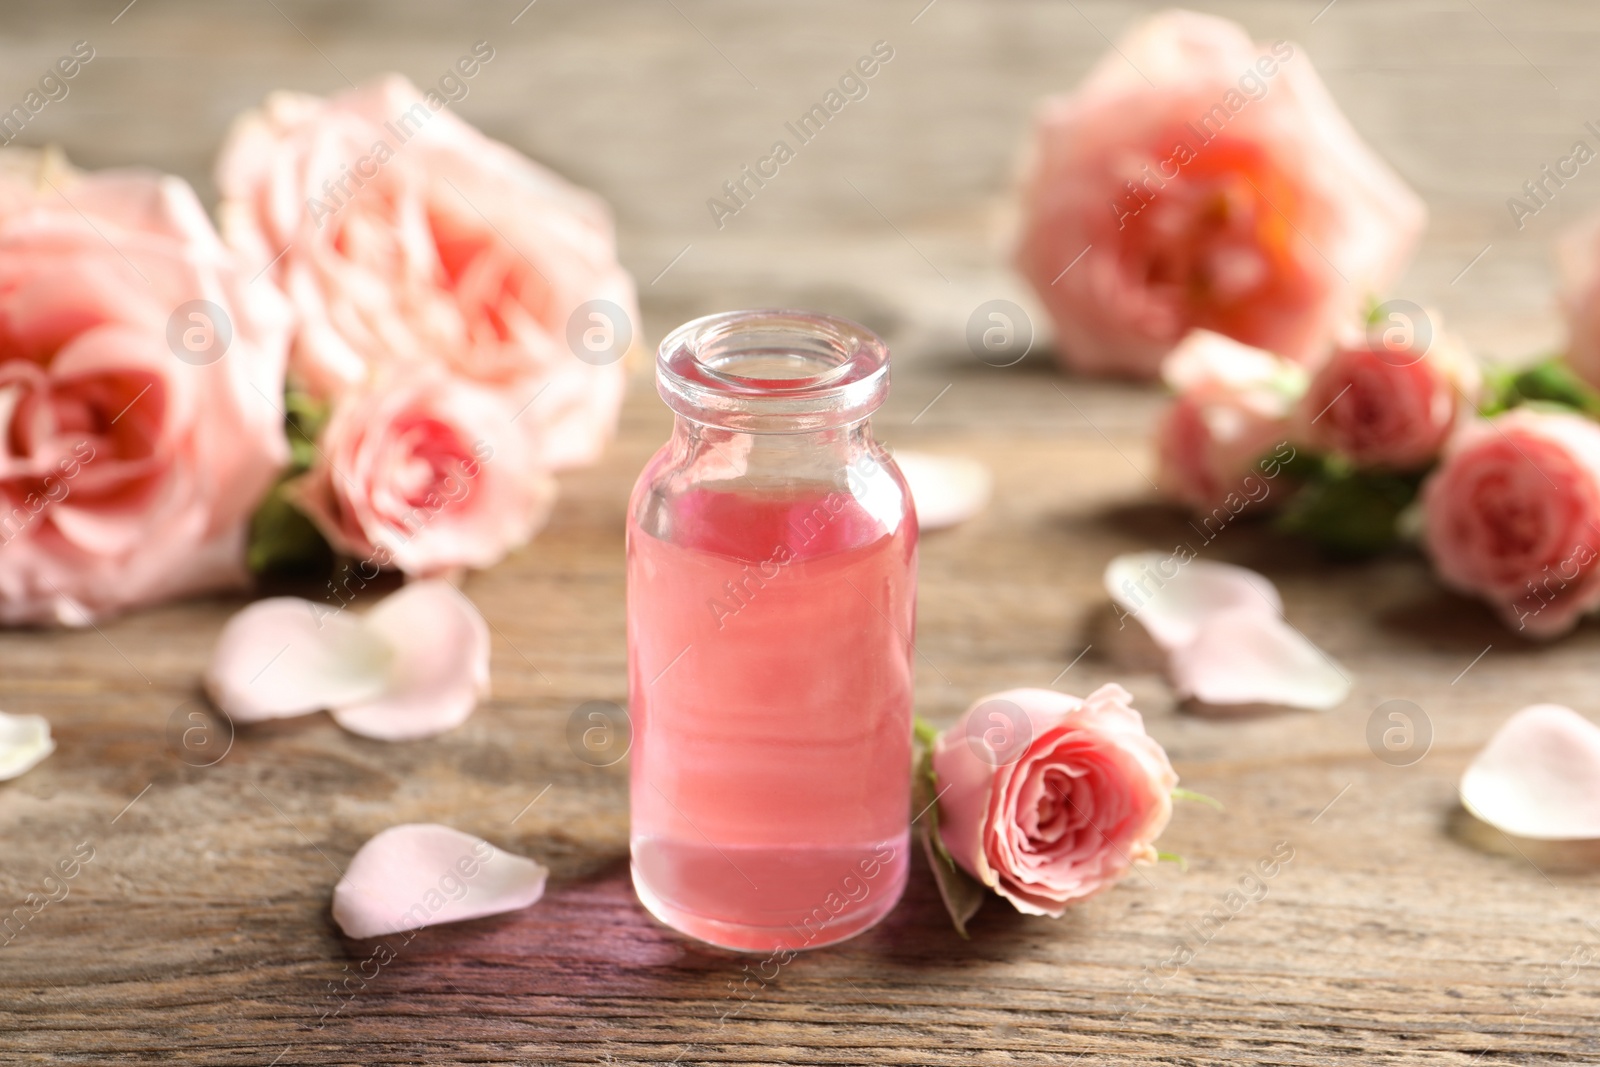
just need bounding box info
[1460,704,1600,840]
[1168,605,1351,710]
[204,598,391,722]
[895,451,992,530]
[1104,552,1282,651]
[331,823,548,939]
[1161,329,1307,397]
[0,711,53,780]
[329,580,490,740]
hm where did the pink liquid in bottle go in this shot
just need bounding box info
[628,482,915,951]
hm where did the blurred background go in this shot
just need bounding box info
[3,0,1590,368]
[7,7,1600,1061]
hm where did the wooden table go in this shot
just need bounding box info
[4,1,1600,1062]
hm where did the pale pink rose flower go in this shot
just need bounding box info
[0,150,290,626]
[1015,10,1424,378]
[289,371,555,576]
[932,684,1177,917]
[1558,212,1600,390]
[1154,330,1305,511]
[1422,410,1600,638]
[1297,322,1480,470]
[216,74,636,470]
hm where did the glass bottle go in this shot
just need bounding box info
[626,309,916,952]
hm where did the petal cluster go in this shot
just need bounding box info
[1105,552,1350,709]
[205,580,489,740]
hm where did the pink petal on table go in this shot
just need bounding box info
[329,580,490,741]
[895,450,992,530]
[0,711,53,780]
[204,598,391,722]
[1460,704,1600,840]
[1168,605,1351,710]
[331,823,548,939]
[1104,552,1282,651]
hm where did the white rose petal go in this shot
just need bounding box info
[1461,704,1600,840]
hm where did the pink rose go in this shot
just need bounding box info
[0,150,289,625]
[1559,212,1600,390]
[216,74,636,470]
[1154,330,1304,511]
[932,684,1177,916]
[1296,322,1479,470]
[1422,410,1600,638]
[289,371,554,576]
[1015,10,1423,378]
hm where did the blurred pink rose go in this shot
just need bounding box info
[1297,321,1479,470]
[290,371,555,576]
[1422,410,1600,638]
[1155,330,1304,511]
[1015,10,1424,378]
[216,73,636,470]
[0,150,290,625]
[1558,213,1600,390]
[931,684,1176,916]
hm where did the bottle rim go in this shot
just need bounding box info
[655,309,890,433]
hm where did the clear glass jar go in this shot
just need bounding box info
[626,309,916,952]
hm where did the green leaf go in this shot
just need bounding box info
[1275,466,1422,558]
[247,480,333,576]
[912,718,984,937]
[918,820,985,938]
[1156,850,1188,872]
[1172,787,1222,811]
[1482,356,1600,420]
[1509,357,1600,419]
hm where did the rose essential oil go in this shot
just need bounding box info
[627,311,916,952]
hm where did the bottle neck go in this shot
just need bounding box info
[671,416,876,490]
[655,310,890,434]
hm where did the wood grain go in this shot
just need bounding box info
[3,0,1600,1063]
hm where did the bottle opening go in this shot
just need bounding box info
[657,309,890,432]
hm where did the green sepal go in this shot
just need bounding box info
[1172,787,1222,811]
[247,478,333,576]
[285,390,331,472]
[912,716,984,937]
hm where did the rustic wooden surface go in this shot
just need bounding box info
[4,0,1600,1063]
